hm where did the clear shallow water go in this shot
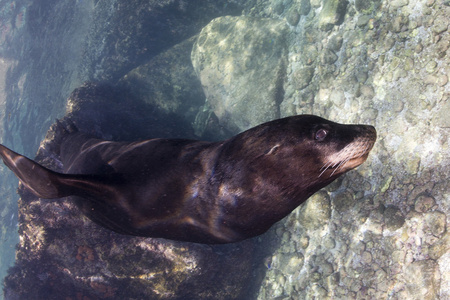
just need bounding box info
[0,1,249,298]
[0,1,28,296]
[0,0,449,299]
[0,1,93,297]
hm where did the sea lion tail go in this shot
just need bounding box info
[0,144,72,198]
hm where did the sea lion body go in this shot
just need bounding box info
[0,115,376,244]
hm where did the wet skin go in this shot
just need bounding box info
[0,115,376,244]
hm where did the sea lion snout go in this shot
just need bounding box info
[318,124,376,178]
[359,124,377,141]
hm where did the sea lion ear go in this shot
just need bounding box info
[0,144,70,198]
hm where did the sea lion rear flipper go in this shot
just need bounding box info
[0,144,74,198]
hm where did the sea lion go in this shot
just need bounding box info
[0,115,376,244]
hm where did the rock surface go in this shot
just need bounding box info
[192,16,289,132]
[236,1,450,299]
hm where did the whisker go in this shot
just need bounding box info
[319,137,375,178]
[320,160,333,171]
[331,156,348,177]
[331,157,350,177]
[319,161,333,177]
[332,159,342,168]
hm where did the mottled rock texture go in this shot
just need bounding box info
[238,0,450,299]
[192,16,289,132]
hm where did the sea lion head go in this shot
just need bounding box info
[217,115,377,205]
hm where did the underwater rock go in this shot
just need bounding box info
[431,14,449,34]
[280,253,305,274]
[299,0,312,15]
[356,15,372,27]
[117,37,220,139]
[292,66,315,90]
[432,99,450,127]
[429,231,450,260]
[328,34,344,52]
[390,0,409,9]
[82,0,246,83]
[332,190,355,213]
[414,195,436,213]
[287,9,301,26]
[298,191,331,230]
[424,211,447,237]
[384,205,405,231]
[354,0,381,14]
[119,37,202,114]
[250,0,450,300]
[63,82,195,141]
[320,49,339,64]
[192,16,289,133]
[404,260,440,300]
[273,2,285,15]
[3,0,450,298]
[319,0,348,30]
[359,84,375,99]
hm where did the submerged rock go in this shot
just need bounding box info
[354,0,381,14]
[118,37,205,133]
[319,0,348,30]
[404,260,440,300]
[82,0,246,83]
[292,66,315,90]
[192,16,289,133]
[299,0,312,15]
[384,205,405,231]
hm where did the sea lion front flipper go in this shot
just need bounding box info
[0,144,96,199]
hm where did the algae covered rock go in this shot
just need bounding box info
[354,0,381,14]
[192,16,289,133]
[319,0,348,30]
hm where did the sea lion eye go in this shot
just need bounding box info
[315,129,328,141]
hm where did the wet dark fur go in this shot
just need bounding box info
[0,115,376,244]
